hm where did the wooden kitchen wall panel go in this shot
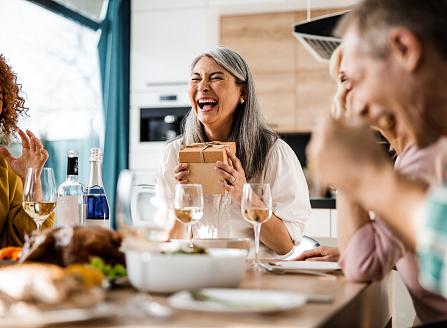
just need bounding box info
[255,72,295,131]
[221,12,296,132]
[220,13,295,73]
[295,70,335,131]
[220,8,342,132]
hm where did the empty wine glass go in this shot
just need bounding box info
[241,183,272,270]
[173,184,204,243]
[116,170,170,244]
[22,167,57,231]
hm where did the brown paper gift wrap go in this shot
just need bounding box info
[178,142,237,195]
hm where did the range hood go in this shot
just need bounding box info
[293,11,347,63]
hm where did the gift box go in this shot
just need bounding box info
[178,142,237,195]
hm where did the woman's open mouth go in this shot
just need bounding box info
[197,98,218,112]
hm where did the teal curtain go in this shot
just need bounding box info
[27,0,131,229]
[98,0,130,229]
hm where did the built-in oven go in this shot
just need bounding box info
[140,106,190,142]
[130,85,191,185]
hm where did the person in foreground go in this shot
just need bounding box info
[0,54,53,246]
[307,0,447,303]
[157,47,311,257]
[318,45,447,324]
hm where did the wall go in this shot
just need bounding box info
[220,9,340,132]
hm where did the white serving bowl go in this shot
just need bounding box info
[124,246,248,293]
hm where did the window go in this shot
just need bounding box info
[0,0,103,184]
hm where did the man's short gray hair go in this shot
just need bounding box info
[336,0,447,59]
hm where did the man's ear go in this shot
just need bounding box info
[388,27,422,72]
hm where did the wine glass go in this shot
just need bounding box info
[173,184,204,243]
[241,183,272,270]
[22,167,57,231]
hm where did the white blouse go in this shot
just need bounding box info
[155,138,311,258]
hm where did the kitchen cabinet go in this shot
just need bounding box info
[305,209,337,239]
[131,0,213,92]
[220,9,340,132]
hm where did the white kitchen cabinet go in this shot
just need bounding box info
[131,2,213,92]
[305,209,337,239]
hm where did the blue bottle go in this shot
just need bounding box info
[85,148,110,228]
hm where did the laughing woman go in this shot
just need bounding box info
[0,54,54,246]
[157,47,311,257]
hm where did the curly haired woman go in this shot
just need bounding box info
[0,54,53,246]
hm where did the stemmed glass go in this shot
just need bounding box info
[173,184,204,243]
[241,183,272,270]
[22,167,57,231]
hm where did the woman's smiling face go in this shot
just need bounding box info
[189,56,243,133]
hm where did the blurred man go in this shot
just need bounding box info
[307,0,447,297]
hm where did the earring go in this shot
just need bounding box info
[240,98,245,104]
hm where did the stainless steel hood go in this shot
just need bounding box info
[293,11,347,63]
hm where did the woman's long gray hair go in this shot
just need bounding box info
[182,47,278,180]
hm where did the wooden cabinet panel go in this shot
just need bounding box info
[294,10,337,131]
[221,13,296,131]
[295,70,335,131]
[220,8,341,132]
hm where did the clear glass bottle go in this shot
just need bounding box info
[56,149,85,226]
[85,147,110,228]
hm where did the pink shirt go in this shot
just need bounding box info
[340,138,447,324]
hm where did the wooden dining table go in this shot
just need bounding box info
[60,268,391,328]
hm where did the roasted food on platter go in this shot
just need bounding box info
[0,263,104,312]
[0,247,22,261]
[19,226,125,266]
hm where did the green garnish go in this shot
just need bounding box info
[89,256,127,282]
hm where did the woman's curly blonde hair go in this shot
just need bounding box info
[0,54,28,143]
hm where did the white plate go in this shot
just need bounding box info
[269,261,340,272]
[169,289,307,313]
[0,303,114,327]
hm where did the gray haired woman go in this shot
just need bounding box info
[157,47,311,257]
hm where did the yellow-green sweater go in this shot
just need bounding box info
[0,157,54,247]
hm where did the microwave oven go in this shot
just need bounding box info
[140,106,190,142]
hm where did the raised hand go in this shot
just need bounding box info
[306,117,392,200]
[0,129,49,182]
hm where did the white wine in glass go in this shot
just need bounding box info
[241,183,272,270]
[22,168,57,231]
[174,184,204,242]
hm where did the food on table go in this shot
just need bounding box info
[0,247,22,261]
[89,257,126,283]
[0,263,104,306]
[161,243,208,255]
[65,263,105,288]
[19,226,125,266]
